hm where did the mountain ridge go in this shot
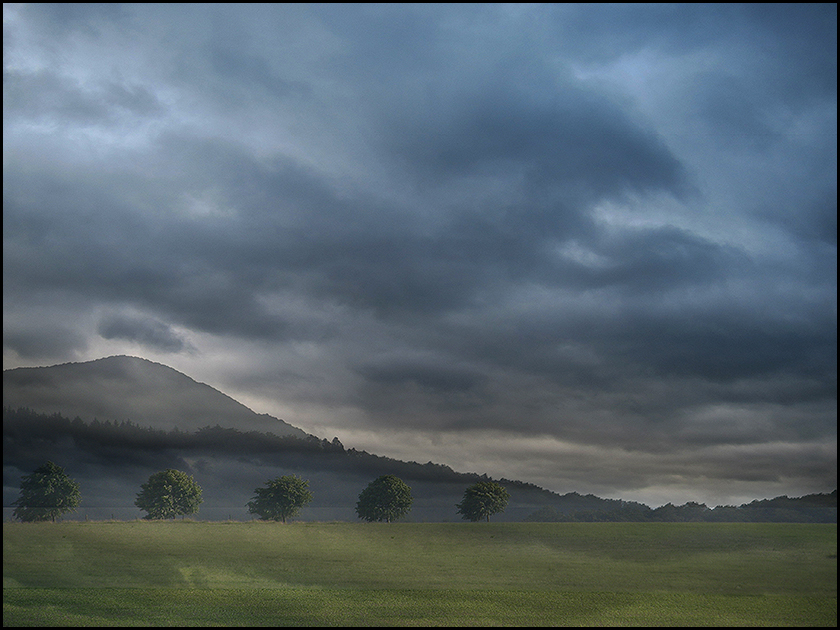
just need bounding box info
[3,355,309,439]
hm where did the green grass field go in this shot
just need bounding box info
[3,521,836,626]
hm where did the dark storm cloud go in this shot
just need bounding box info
[208,44,312,101]
[3,4,835,505]
[16,3,130,34]
[3,112,683,328]
[4,327,87,362]
[97,313,195,354]
[381,77,688,202]
[357,357,486,395]
[3,137,312,341]
[547,3,837,90]
[3,68,166,125]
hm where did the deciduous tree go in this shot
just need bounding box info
[356,475,413,523]
[135,469,203,519]
[12,461,81,522]
[456,480,510,522]
[247,475,313,522]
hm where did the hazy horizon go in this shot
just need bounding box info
[4,5,836,509]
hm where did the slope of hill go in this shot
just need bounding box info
[7,407,834,523]
[4,358,834,523]
[2,355,308,438]
[4,406,617,522]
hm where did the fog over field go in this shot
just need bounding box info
[3,4,836,507]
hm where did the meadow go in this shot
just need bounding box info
[3,521,836,626]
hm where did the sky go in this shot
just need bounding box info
[3,3,836,508]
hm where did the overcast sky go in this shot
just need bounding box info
[4,4,836,507]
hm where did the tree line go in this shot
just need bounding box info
[3,406,480,483]
[11,461,511,524]
[3,406,574,512]
[5,408,835,523]
[524,492,838,523]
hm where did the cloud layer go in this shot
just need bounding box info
[3,4,836,506]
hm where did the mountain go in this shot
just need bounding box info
[4,405,597,522]
[2,355,308,439]
[4,356,617,521]
[5,358,833,523]
[6,405,834,523]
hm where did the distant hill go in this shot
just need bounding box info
[5,408,834,523]
[524,490,836,523]
[2,355,308,439]
[3,406,629,522]
[3,357,835,523]
[6,356,600,521]
[4,356,593,521]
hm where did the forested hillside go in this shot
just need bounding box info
[4,407,836,522]
[4,407,611,521]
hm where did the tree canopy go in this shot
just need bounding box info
[135,469,203,519]
[456,480,510,522]
[356,474,413,523]
[12,461,81,522]
[247,475,313,522]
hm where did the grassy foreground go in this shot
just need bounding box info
[3,521,836,626]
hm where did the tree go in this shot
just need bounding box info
[456,480,510,522]
[247,475,313,523]
[12,461,81,522]
[356,475,413,523]
[135,469,203,520]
